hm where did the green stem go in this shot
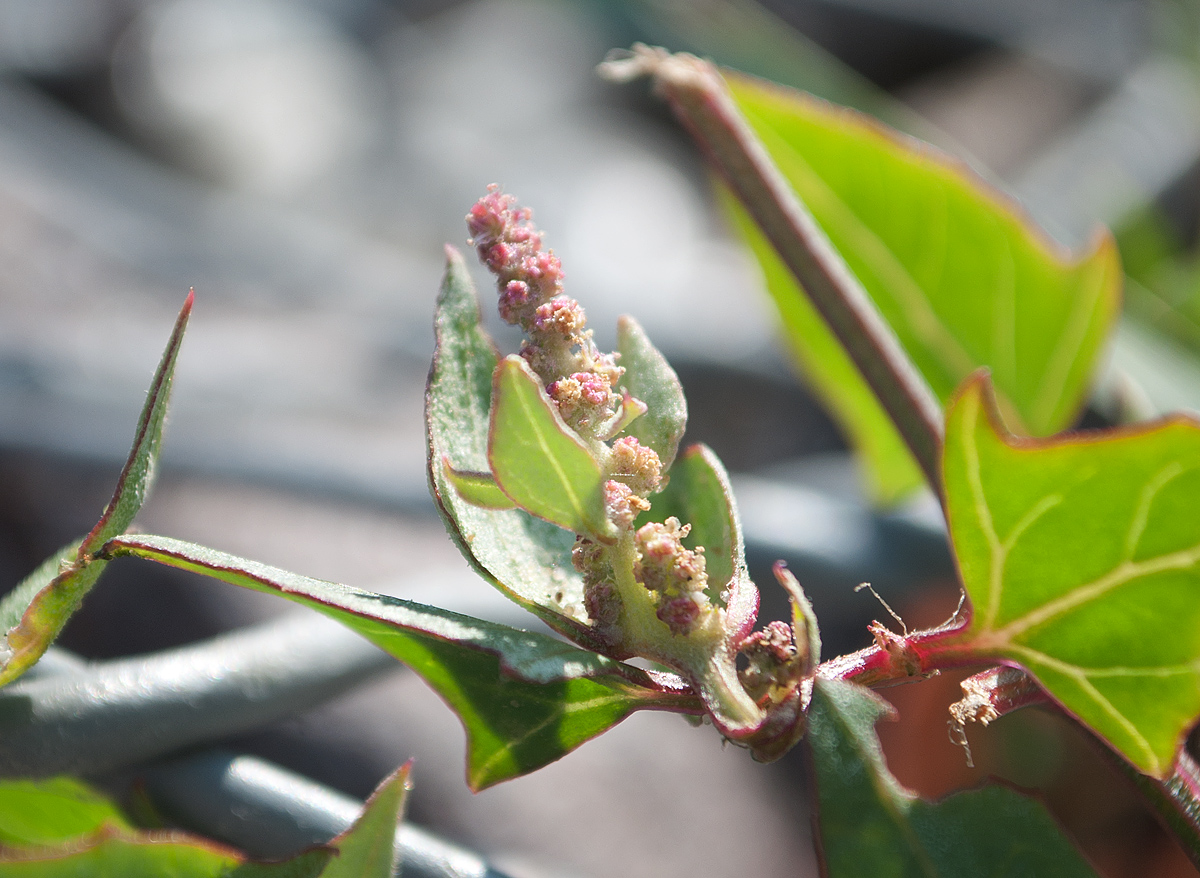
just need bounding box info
[609,533,761,730]
[599,46,945,499]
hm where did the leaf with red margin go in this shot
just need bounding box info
[425,248,601,648]
[943,372,1200,777]
[103,534,699,790]
[0,775,331,877]
[0,292,192,687]
[722,75,1121,502]
[320,763,410,878]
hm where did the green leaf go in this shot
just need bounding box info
[0,777,331,878]
[0,836,330,877]
[808,678,1098,877]
[0,543,80,642]
[81,290,192,553]
[616,316,687,470]
[722,192,924,502]
[723,75,1122,502]
[425,249,597,645]
[440,460,515,510]
[647,444,745,601]
[0,778,131,846]
[0,291,192,688]
[321,765,409,878]
[943,374,1200,777]
[489,356,614,543]
[104,534,698,790]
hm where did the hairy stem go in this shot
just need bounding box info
[600,46,945,498]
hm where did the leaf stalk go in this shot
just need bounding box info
[600,46,945,497]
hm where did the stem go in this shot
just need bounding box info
[815,619,977,687]
[600,46,945,497]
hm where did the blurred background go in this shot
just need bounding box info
[2,0,1200,875]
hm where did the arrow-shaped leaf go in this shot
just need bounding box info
[489,355,615,543]
[943,374,1200,777]
[104,534,698,790]
[426,249,598,646]
[616,315,686,470]
[723,75,1121,502]
[809,678,1097,877]
[0,292,192,687]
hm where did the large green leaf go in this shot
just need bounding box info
[104,535,698,790]
[425,248,597,646]
[943,374,1200,777]
[808,678,1097,877]
[0,777,331,878]
[616,316,686,471]
[489,356,614,543]
[723,75,1122,501]
[0,293,192,687]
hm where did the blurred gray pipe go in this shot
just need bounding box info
[142,750,516,878]
[0,612,395,778]
[17,645,517,878]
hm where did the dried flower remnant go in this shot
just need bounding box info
[739,620,799,701]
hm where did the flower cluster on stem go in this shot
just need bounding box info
[466,187,813,756]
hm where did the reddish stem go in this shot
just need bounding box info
[600,46,946,499]
[815,618,978,687]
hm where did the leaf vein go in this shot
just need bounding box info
[1124,463,1186,561]
[471,690,632,784]
[1008,645,1160,770]
[996,541,1200,640]
[518,382,585,521]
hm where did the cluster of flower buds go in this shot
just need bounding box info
[467,185,623,440]
[469,188,714,642]
[465,187,813,757]
[634,518,710,635]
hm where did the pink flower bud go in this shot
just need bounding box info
[575,372,610,406]
[498,280,533,323]
[610,436,662,495]
[584,580,622,628]
[657,592,702,635]
[604,480,649,530]
[634,517,707,600]
[547,376,583,419]
[533,297,584,336]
